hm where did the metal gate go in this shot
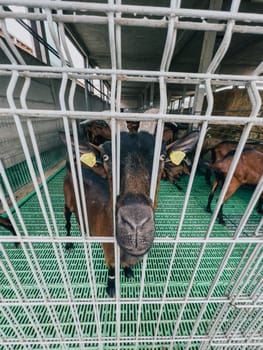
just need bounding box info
[0,1,262,349]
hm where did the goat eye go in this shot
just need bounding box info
[103,154,109,162]
[160,154,166,161]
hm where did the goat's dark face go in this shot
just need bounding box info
[101,132,165,257]
[64,129,200,258]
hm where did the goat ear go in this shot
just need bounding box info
[166,130,200,165]
[79,142,102,168]
[166,130,200,153]
[59,131,101,165]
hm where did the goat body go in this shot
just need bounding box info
[203,140,263,185]
[205,149,263,224]
[64,164,125,296]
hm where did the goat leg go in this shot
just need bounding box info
[174,181,183,191]
[217,204,225,225]
[123,266,134,279]
[64,205,74,251]
[206,180,218,213]
[205,168,212,186]
[106,266,115,298]
[0,216,19,248]
[101,243,116,297]
[256,196,263,214]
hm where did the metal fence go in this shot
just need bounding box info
[0,1,262,349]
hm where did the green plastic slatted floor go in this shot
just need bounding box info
[0,167,262,349]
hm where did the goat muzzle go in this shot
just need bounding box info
[116,203,155,257]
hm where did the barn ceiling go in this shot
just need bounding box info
[62,0,263,108]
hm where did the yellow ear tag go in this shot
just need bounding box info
[169,150,186,165]
[80,152,97,168]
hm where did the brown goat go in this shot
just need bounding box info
[61,130,200,296]
[63,161,124,297]
[162,162,190,190]
[60,134,161,297]
[205,149,263,224]
[203,141,263,185]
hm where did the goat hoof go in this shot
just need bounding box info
[218,219,225,225]
[123,266,134,279]
[14,242,20,248]
[106,282,116,298]
[205,207,212,213]
[65,242,74,251]
[174,183,183,191]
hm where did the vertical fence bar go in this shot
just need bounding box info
[107,1,121,348]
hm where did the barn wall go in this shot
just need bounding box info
[0,48,109,193]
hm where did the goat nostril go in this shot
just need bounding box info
[116,204,155,256]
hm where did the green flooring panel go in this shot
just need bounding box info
[0,168,262,349]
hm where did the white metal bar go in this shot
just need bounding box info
[0,37,17,64]
[57,6,73,66]
[0,13,262,35]
[1,109,263,125]
[247,315,263,340]
[0,301,33,350]
[115,0,122,70]
[0,169,66,346]
[230,245,262,300]
[0,249,49,347]
[60,74,86,235]
[227,308,249,340]
[251,275,263,301]
[230,307,262,342]
[134,254,148,350]
[0,295,261,307]
[69,81,103,347]
[0,6,25,65]
[2,64,263,82]
[160,0,180,72]
[177,3,244,346]
[107,2,121,346]
[5,69,93,346]
[1,1,263,348]
[255,216,263,237]
[66,21,103,346]
[153,81,210,348]
[186,91,261,350]
[1,109,263,126]
[1,1,263,23]
[1,235,262,244]
[5,72,87,344]
[237,253,263,300]
[44,7,66,66]
[0,335,262,347]
[1,8,263,35]
[71,119,103,350]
